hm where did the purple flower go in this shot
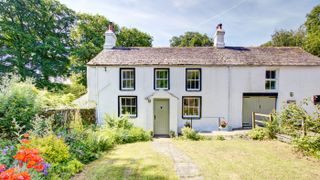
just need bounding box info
[1,148,8,155]
[9,146,14,150]
[42,162,51,176]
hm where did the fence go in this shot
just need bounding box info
[251,112,272,128]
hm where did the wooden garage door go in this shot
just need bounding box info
[242,96,276,127]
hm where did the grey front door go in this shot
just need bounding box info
[154,99,169,135]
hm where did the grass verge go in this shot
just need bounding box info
[174,139,320,179]
[73,142,177,180]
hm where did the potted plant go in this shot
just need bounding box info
[184,121,191,128]
[219,119,231,131]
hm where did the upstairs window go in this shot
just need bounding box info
[118,96,137,118]
[265,70,276,90]
[182,96,201,119]
[120,68,135,90]
[154,68,169,90]
[186,69,201,91]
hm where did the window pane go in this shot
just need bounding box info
[183,97,200,118]
[186,70,200,90]
[265,81,270,89]
[270,81,276,89]
[266,71,270,79]
[271,71,276,79]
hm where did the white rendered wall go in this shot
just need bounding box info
[87,66,320,132]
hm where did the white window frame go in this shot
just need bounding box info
[182,97,201,119]
[265,70,277,90]
[154,69,169,90]
[119,96,137,118]
[120,68,135,90]
[186,69,201,91]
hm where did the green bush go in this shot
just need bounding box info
[293,135,320,159]
[28,134,70,163]
[49,159,84,180]
[115,127,152,144]
[169,130,176,138]
[216,135,225,141]
[181,127,203,141]
[0,75,42,138]
[248,128,268,140]
[104,114,133,129]
[265,114,280,139]
[64,128,115,164]
[101,114,152,144]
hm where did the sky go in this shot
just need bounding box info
[59,0,319,47]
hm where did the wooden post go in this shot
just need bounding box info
[302,118,307,137]
[252,112,255,129]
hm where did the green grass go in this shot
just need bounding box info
[73,142,177,180]
[174,139,320,180]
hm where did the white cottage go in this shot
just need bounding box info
[87,23,320,135]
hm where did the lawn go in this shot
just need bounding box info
[174,139,320,180]
[72,142,178,180]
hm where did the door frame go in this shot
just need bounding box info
[242,92,278,128]
[153,98,170,135]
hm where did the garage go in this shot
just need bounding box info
[242,93,277,127]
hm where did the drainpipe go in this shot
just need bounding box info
[227,66,231,122]
[95,66,100,124]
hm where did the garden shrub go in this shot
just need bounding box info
[293,135,320,159]
[216,135,225,141]
[115,127,152,144]
[0,76,42,138]
[28,134,70,164]
[181,127,204,141]
[63,128,114,164]
[265,114,280,139]
[48,159,83,180]
[104,114,133,129]
[248,128,268,140]
[169,130,176,138]
[101,115,152,144]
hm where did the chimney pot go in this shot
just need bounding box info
[108,22,114,32]
[104,22,117,49]
[214,23,225,48]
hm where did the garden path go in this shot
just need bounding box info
[152,138,204,180]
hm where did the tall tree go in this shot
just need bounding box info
[70,13,153,86]
[304,5,320,57]
[261,27,306,47]
[170,32,213,47]
[70,13,112,86]
[0,0,76,88]
[116,27,153,47]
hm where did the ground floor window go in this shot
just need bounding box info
[118,96,137,118]
[182,96,201,119]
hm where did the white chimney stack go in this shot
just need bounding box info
[104,22,117,49]
[214,23,225,48]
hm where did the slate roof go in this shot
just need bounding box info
[87,46,320,66]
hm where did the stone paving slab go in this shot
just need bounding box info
[152,138,204,180]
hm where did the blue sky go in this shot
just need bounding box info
[60,0,319,47]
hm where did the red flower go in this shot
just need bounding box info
[20,139,30,144]
[0,164,6,172]
[33,164,44,172]
[0,168,15,179]
[22,133,29,139]
[14,172,31,180]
